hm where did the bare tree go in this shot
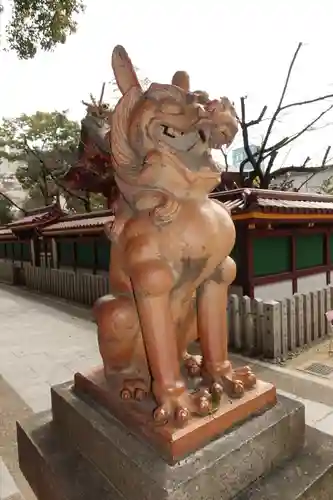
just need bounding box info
[237,42,333,189]
[270,147,332,191]
[0,191,26,213]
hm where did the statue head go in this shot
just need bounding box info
[110,45,238,205]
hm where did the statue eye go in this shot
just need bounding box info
[160,102,183,115]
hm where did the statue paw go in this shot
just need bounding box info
[153,389,212,427]
[120,378,149,401]
[202,363,256,400]
[232,366,257,390]
[153,403,190,427]
[220,365,256,397]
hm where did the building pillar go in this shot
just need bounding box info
[51,238,58,268]
[30,239,36,267]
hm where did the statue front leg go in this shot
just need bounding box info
[131,258,211,426]
[198,256,256,401]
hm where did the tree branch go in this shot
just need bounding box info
[263,103,333,159]
[265,151,279,179]
[220,147,230,172]
[0,191,26,213]
[271,164,330,181]
[246,105,268,126]
[281,94,333,111]
[295,146,331,192]
[239,96,264,181]
[256,42,303,167]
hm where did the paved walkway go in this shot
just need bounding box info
[1,284,333,500]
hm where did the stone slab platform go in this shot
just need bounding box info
[74,369,277,462]
[235,426,333,500]
[18,381,309,500]
[17,412,122,500]
[18,412,333,500]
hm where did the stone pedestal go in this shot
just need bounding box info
[73,369,277,463]
[17,380,333,500]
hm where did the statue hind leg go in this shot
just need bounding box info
[94,294,151,401]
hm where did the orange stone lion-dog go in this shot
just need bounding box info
[91,45,258,428]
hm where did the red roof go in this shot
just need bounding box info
[41,210,114,235]
[0,227,16,241]
[8,204,63,233]
[212,188,333,216]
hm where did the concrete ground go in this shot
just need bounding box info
[1,283,333,500]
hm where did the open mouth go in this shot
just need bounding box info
[160,124,207,152]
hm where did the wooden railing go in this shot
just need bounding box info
[228,288,332,360]
[23,264,109,306]
[1,262,331,360]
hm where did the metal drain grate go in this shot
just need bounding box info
[303,362,333,378]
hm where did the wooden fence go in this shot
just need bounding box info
[23,264,109,306]
[227,288,333,360]
[1,262,332,360]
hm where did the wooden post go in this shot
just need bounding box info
[252,298,264,355]
[229,294,242,350]
[280,299,288,359]
[294,294,304,347]
[303,292,312,345]
[242,296,254,354]
[310,291,319,342]
[324,287,331,334]
[318,289,326,338]
[263,300,282,359]
[286,296,296,352]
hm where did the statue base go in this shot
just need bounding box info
[73,369,276,462]
[17,377,333,499]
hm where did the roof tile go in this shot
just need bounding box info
[42,215,113,234]
[0,227,15,240]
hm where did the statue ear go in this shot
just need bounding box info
[171,71,190,92]
[112,45,141,95]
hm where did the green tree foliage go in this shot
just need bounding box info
[5,0,85,59]
[0,110,80,206]
[0,110,105,212]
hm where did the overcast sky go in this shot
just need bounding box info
[0,0,333,167]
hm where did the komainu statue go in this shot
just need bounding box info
[88,46,258,428]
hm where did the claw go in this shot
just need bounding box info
[120,378,150,402]
[233,366,256,389]
[211,382,223,402]
[175,407,190,425]
[134,388,148,401]
[120,388,132,400]
[232,380,245,398]
[197,395,212,415]
[201,363,254,400]
[153,406,169,425]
